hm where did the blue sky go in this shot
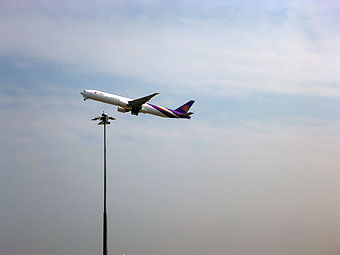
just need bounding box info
[1,1,340,255]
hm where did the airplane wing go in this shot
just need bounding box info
[128,93,159,107]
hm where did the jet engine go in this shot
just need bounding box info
[117,107,129,113]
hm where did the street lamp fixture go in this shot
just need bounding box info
[92,111,115,255]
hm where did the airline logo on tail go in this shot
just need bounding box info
[175,100,195,114]
[182,105,189,112]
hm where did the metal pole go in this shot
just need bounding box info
[92,112,114,255]
[103,122,107,255]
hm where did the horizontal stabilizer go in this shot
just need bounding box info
[177,112,194,117]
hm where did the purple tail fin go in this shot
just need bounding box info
[175,100,195,113]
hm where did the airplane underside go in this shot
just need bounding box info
[130,105,141,115]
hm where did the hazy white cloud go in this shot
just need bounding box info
[1,0,339,97]
[1,1,340,255]
[1,87,339,254]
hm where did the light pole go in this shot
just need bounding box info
[92,112,116,255]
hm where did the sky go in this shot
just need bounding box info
[1,0,340,255]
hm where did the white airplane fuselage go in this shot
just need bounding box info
[81,90,193,119]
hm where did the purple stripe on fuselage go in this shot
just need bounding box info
[148,104,178,118]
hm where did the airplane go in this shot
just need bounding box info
[80,90,195,119]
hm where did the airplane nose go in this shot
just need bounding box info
[81,90,88,101]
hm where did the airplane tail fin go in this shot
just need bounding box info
[175,100,195,113]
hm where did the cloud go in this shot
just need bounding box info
[1,86,340,254]
[1,0,339,97]
[1,2,340,254]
